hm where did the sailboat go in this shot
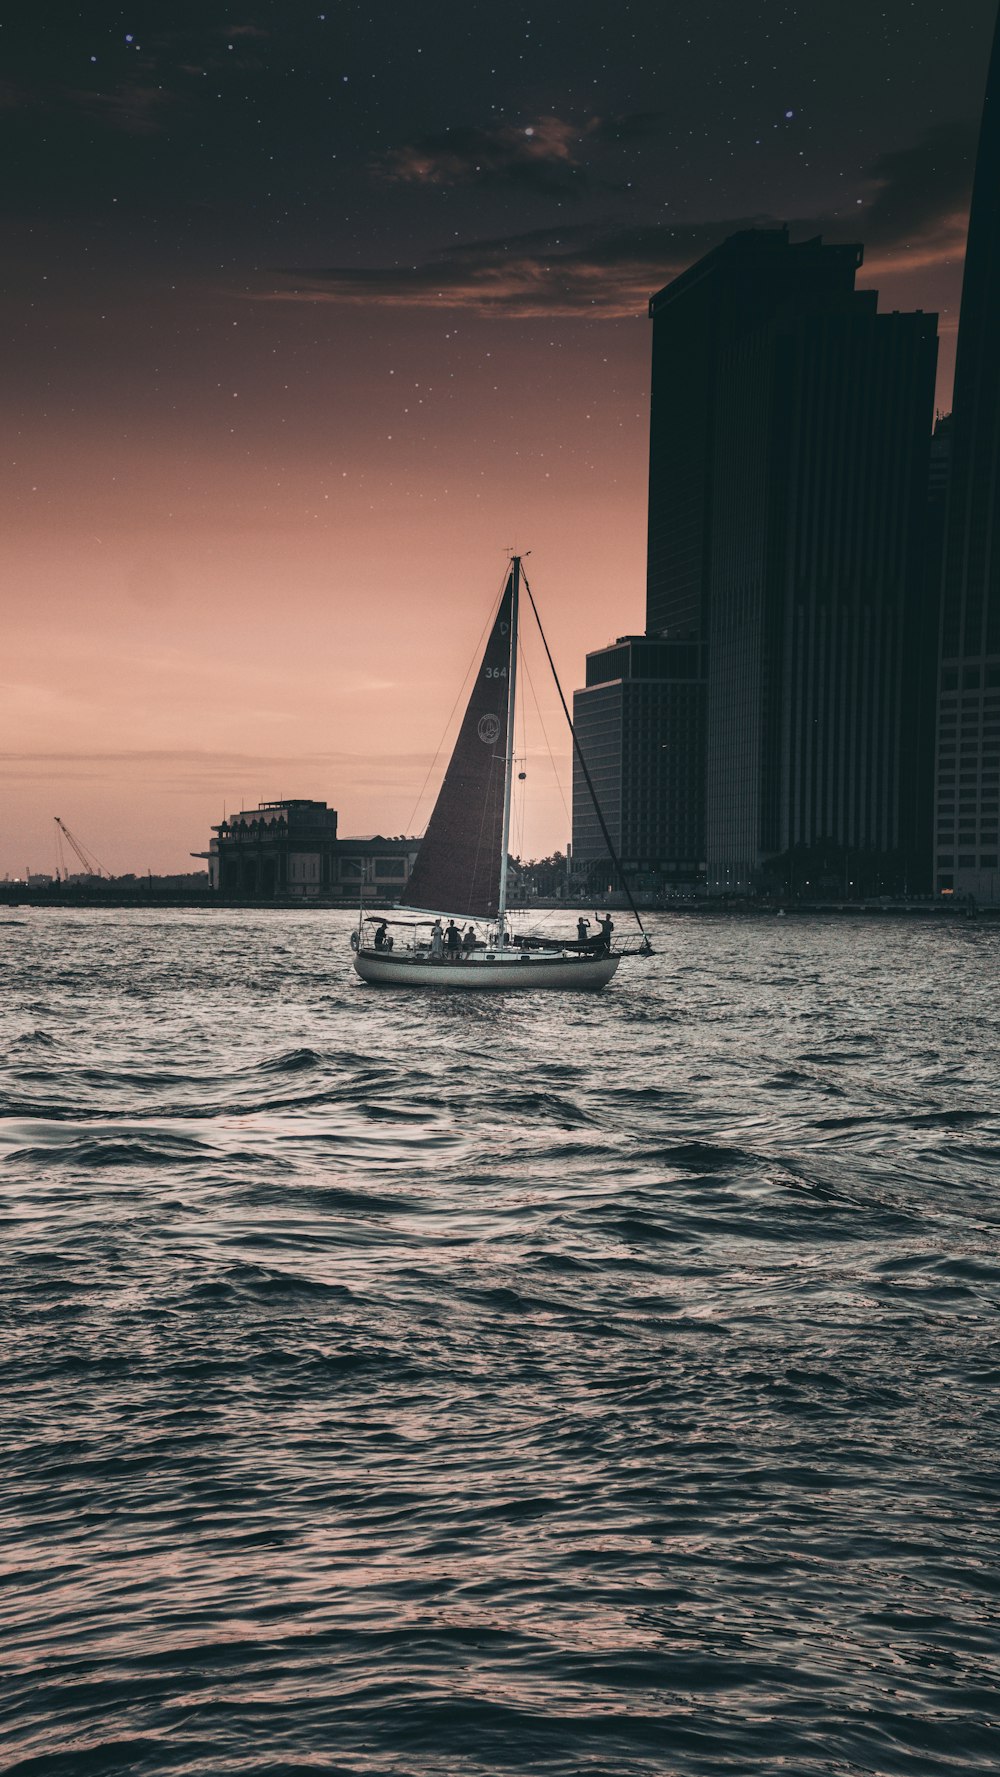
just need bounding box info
[352,555,651,989]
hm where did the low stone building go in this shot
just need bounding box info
[198,799,420,900]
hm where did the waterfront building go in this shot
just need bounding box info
[647,228,937,895]
[335,834,421,899]
[201,799,419,899]
[934,8,1000,904]
[574,227,938,898]
[645,229,863,643]
[572,637,705,891]
[706,264,937,893]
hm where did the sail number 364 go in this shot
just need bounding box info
[484,666,508,678]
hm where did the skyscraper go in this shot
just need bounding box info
[575,230,860,890]
[934,7,1000,904]
[707,279,938,892]
[574,229,938,898]
[646,230,862,641]
[646,229,937,895]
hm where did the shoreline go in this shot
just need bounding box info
[1,889,995,920]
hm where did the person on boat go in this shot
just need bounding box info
[445,919,461,959]
[597,912,614,953]
[577,916,590,945]
[374,921,388,950]
[462,924,476,953]
[430,919,444,958]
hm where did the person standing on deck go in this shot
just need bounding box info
[430,919,444,958]
[445,920,461,960]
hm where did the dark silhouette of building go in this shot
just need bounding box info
[572,637,705,891]
[201,799,419,898]
[646,230,864,642]
[206,799,338,896]
[915,414,954,883]
[646,228,937,895]
[934,8,1000,904]
[707,249,937,892]
[575,228,938,898]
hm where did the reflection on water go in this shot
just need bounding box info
[2,909,1000,1775]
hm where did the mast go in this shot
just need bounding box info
[495,555,520,946]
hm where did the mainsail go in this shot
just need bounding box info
[401,572,514,918]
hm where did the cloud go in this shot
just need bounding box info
[0,749,441,787]
[0,22,272,134]
[269,220,736,318]
[0,75,172,135]
[380,112,660,197]
[270,122,974,319]
[853,119,976,274]
[78,82,172,135]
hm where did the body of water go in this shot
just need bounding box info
[2,909,999,1775]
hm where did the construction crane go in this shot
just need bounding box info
[54,816,109,880]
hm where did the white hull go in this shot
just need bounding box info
[353,947,620,991]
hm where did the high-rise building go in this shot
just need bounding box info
[934,7,1000,904]
[572,638,705,890]
[574,230,844,885]
[645,228,937,895]
[707,278,938,892]
[574,229,938,898]
[646,230,862,641]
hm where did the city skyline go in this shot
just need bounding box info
[2,1,996,876]
[571,229,940,899]
[934,2,1000,901]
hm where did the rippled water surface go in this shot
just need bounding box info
[2,908,1000,1776]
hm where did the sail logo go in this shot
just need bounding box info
[478,714,501,746]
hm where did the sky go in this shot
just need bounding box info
[2,0,997,875]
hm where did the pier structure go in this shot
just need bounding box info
[197,799,420,901]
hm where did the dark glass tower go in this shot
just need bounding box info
[574,227,939,901]
[707,287,938,893]
[647,229,938,895]
[934,7,1000,902]
[645,229,862,641]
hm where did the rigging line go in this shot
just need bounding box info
[521,568,647,937]
[513,630,528,864]
[402,568,509,837]
[517,624,528,765]
[520,646,572,833]
[467,737,500,920]
[513,772,525,871]
[517,636,571,932]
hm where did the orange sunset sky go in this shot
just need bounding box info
[3,2,995,875]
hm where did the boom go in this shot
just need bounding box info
[53,817,108,879]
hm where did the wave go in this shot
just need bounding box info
[4,910,1000,1777]
[5,1130,211,1167]
[256,1047,324,1074]
[638,1140,755,1170]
